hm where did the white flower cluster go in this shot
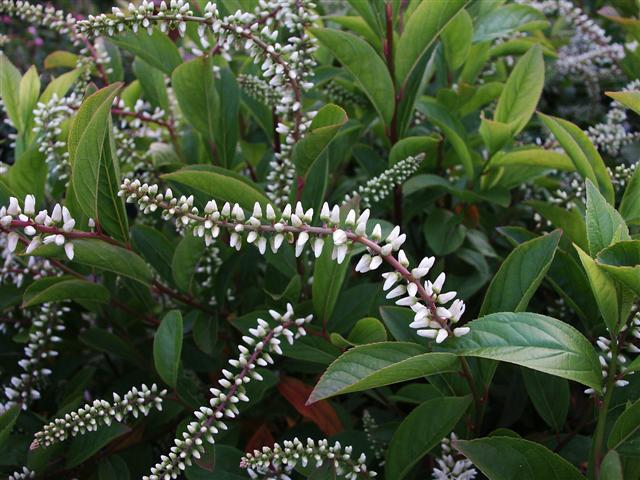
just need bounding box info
[144,304,312,479]
[0,303,67,414]
[526,0,624,96]
[8,467,35,480]
[240,437,376,479]
[584,316,640,395]
[0,231,58,289]
[32,93,80,183]
[32,383,167,448]
[238,74,280,107]
[0,0,76,39]
[587,79,640,156]
[432,433,477,480]
[120,178,469,342]
[362,410,385,465]
[344,154,425,209]
[1,195,77,260]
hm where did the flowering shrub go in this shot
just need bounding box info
[1,0,640,479]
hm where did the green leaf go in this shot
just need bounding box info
[606,90,640,116]
[312,238,351,327]
[331,317,388,348]
[424,208,466,256]
[479,118,512,156]
[495,44,544,136]
[456,436,584,480]
[600,450,623,480]
[154,310,183,388]
[451,312,602,391]
[539,115,614,204]
[163,166,272,211]
[69,83,129,243]
[389,135,440,166]
[192,312,218,355]
[0,52,22,130]
[31,239,153,285]
[8,146,46,202]
[43,50,79,70]
[527,201,587,251]
[385,396,472,479]
[172,234,205,294]
[417,98,473,177]
[172,57,219,143]
[609,399,640,451]
[442,10,473,71]
[619,164,640,224]
[40,68,84,104]
[586,179,630,256]
[79,328,138,360]
[131,225,174,282]
[522,370,569,432]
[308,343,458,403]
[293,104,347,176]
[473,4,548,41]
[0,406,19,449]
[66,424,128,468]
[133,57,169,110]
[576,245,621,334]
[488,148,574,171]
[596,241,640,297]
[395,0,468,85]
[22,276,110,307]
[18,65,40,142]
[310,27,395,124]
[480,230,561,315]
[110,28,182,75]
[214,68,240,167]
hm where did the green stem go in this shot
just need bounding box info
[588,342,618,480]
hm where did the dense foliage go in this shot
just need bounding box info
[1,0,640,479]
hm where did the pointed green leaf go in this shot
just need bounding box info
[608,398,640,450]
[451,312,602,391]
[386,396,472,479]
[308,343,458,403]
[480,230,561,315]
[586,179,629,255]
[154,310,183,388]
[596,241,640,297]
[23,276,110,307]
[457,436,584,480]
[522,370,569,432]
[310,27,394,124]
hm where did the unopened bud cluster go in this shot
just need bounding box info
[120,178,469,342]
[345,154,424,209]
[32,93,80,183]
[432,433,477,480]
[363,410,385,465]
[144,304,312,479]
[1,195,77,260]
[321,80,367,109]
[0,0,76,39]
[0,304,67,414]
[8,467,35,480]
[32,383,166,448]
[241,437,376,479]
[239,74,279,107]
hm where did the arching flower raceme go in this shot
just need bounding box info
[120,179,469,342]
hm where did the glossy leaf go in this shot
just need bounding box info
[310,28,394,124]
[527,201,587,251]
[473,4,547,41]
[66,424,128,468]
[0,53,22,130]
[0,406,19,449]
[608,399,640,451]
[293,104,347,176]
[457,436,584,480]
[596,241,640,297]
[539,115,614,204]
[69,83,129,242]
[395,0,468,85]
[522,369,569,432]
[153,310,183,388]
[619,164,640,224]
[22,276,110,307]
[606,90,640,115]
[600,450,623,480]
[110,29,181,75]
[586,179,629,256]
[308,343,458,403]
[172,57,219,143]
[495,44,544,136]
[480,230,561,315]
[442,9,473,71]
[385,396,471,479]
[133,57,169,110]
[312,238,351,328]
[172,234,205,294]
[452,312,602,391]
[31,239,153,285]
[163,166,272,211]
